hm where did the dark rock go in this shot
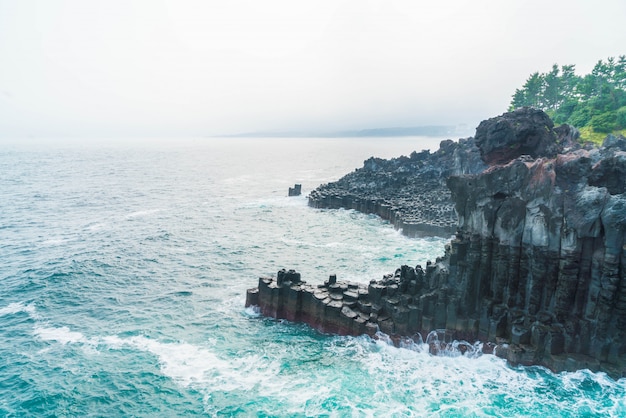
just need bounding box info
[288,184,302,196]
[328,274,337,285]
[245,288,259,307]
[589,153,626,195]
[554,124,580,150]
[247,110,626,378]
[307,134,486,237]
[474,107,558,165]
[602,134,626,150]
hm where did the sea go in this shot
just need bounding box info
[1,136,624,417]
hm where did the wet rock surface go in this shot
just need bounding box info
[247,109,626,378]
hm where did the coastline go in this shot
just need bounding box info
[247,108,626,378]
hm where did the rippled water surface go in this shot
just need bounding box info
[1,137,624,416]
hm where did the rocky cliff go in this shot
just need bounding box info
[247,108,626,377]
[308,135,486,237]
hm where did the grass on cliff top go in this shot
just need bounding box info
[577,126,626,146]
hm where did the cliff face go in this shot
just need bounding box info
[444,109,626,373]
[442,161,624,371]
[247,108,626,376]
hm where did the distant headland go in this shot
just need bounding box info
[219,124,473,138]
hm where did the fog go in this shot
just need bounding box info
[0,0,624,138]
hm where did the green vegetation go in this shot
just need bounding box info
[509,57,626,144]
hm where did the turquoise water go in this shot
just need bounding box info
[1,137,624,417]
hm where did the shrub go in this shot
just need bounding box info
[590,112,617,133]
[568,105,593,127]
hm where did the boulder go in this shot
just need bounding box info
[474,107,558,165]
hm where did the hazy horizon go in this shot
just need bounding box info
[1,0,625,139]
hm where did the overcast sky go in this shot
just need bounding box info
[0,0,624,138]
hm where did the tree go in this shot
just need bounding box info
[510,72,545,108]
[509,57,626,135]
[559,64,579,101]
[590,112,617,133]
[543,64,562,110]
[509,88,527,111]
[616,56,626,89]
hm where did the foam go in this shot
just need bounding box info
[85,222,107,231]
[113,335,332,407]
[243,306,261,317]
[33,326,92,345]
[124,209,162,219]
[123,336,228,386]
[13,295,625,415]
[0,302,36,316]
[0,302,39,319]
[33,319,592,416]
[31,324,234,387]
[331,335,626,416]
[40,238,71,246]
[29,323,290,396]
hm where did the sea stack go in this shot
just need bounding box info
[288,184,302,196]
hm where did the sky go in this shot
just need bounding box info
[0,0,625,138]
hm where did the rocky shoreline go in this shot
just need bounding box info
[307,136,485,237]
[246,108,626,377]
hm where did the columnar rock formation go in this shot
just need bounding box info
[247,108,626,377]
[446,116,626,375]
[308,136,486,236]
[288,184,302,196]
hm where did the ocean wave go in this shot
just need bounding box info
[4,299,626,417]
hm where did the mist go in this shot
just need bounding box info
[0,0,624,138]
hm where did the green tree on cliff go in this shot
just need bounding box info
[510,72,543,109]
[509,56,626,139]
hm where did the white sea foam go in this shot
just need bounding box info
[124,209,162,219]
[40,238,71,246]
[11,286,626,416]
[0,302,38,318]
[30,323,280,394]
[33,326,92,345]
[322,335,626,416]
[85,222,107,231]
[243,305,261,317]
[117,330,622,416]
[117,335,308,399]
[122,336,228,386]
[30,323,229,386]
[324,241,344,248]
